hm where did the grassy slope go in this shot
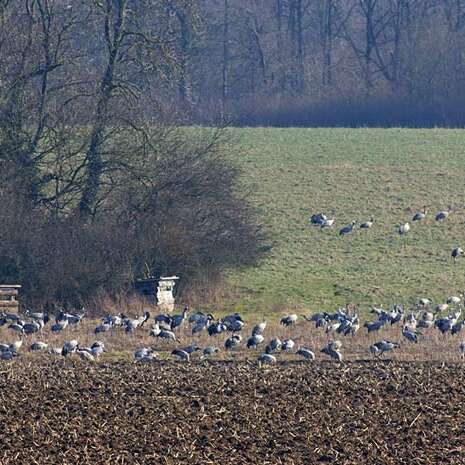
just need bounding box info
[226,128,465,314]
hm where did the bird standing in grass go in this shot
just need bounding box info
[321,218,335,228]
[436,206,452,221]
[280,314,298,326]
[412,207,427,222]
[398,222,410,235]
[402,326,420,343]
[252,321,267,337]
[339,221,356,236]
[452,247,463,261]
[360,217,374,229]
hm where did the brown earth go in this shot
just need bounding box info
[0,360,464,465]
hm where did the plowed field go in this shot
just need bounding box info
[1,360,464,464]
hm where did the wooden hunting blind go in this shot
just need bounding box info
[134,276,179,311]
[0,284,21,312]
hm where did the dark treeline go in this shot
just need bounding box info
[0,0,264,306]
[179,0,465,127]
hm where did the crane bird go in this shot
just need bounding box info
[321,341,343,362]
[192,314,213,335]
[364,320,385,333]
[282,339,295,351]
[418,312,434,329]
[61,340,78,356]
[339,221,356,236]
[202,346,220,358]
[9,340,22,354]
[310,213,327,226]
[265,338,282,354]
[434,303,449,313]
[418,297,431,307]
[252,321,267,336]
[247,334,264,349]
[280,314,298,327]
[402,326,420,343]
[171,348,190,362]
[182,344,201,354]
[95,322,112,334]
[134,348,157,363]
[451,320,465,335]
[30,342,48,351]
[436,206,452,221]
[459,341,465,358]
[370,340,399,357]
[447,295,462,305]
[149,323,161,337]
[321,218,335,228]
[170,306,189,331]
[188,311,206,324]
[51,319,68,333]
[296,347,315,360]
[23,319,44,335]
[157,329,177,342]
[258,353,276,364]
[1,350,14,360]
[398,222,410,235]
[225,335,242,350]
[360,217,374,229]
[452,247,464,261]
[412,207,427,222]
[76,349,95,362]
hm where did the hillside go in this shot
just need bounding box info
[226,128,465,313]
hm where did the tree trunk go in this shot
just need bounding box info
[78,0,126,218]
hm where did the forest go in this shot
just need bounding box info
[189,0,465,126]
[0,0,463,304]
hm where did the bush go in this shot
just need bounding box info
[0,129,265,307]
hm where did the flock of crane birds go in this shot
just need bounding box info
[1,300,465,363]
[1,205,465,364]
[310,206,464,259]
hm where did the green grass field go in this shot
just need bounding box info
[225,128,465,314]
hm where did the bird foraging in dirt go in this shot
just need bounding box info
[171,348,190,362]
[134,348,157,363]
[247,334,264,349]
[61,340,78,356]
[202,346,220,358]
[459,342,465,358]
[370,340,399,357]
[321,341,343,362]
[252,321,267,336]
[265,338,282,354]
[296,347,315,360]
[258,353,276,364]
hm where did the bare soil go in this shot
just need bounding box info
[0,360,464,464]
